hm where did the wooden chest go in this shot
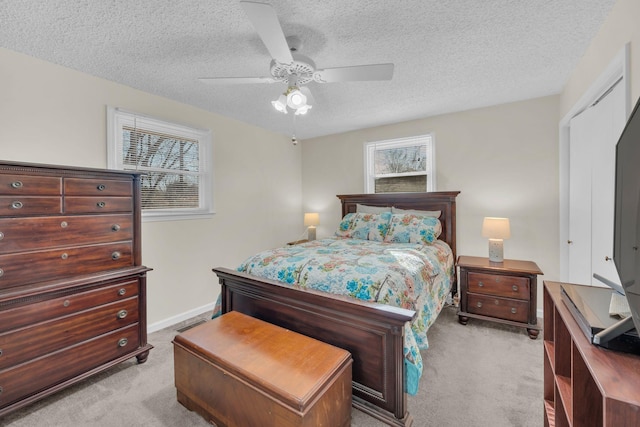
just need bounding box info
[0,161,152,416]
[173,311,352,427]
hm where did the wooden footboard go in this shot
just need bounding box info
[213,267,416,427]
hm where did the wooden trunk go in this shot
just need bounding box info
[173,311,352,427]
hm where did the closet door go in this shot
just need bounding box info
[568,81,625,286]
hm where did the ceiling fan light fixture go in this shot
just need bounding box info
[272,93,288,114]
[286,88,307,109]
[294,104,312,115]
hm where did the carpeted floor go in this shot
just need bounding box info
[0,305,542,427]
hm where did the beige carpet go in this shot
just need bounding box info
[0,305,542,427]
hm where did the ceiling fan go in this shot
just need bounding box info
[198,1,394,115]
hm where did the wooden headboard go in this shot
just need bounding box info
[337,191,460,264]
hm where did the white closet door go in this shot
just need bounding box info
[591,81,625,287]
[568,108,595,285]
[568,80,625,286]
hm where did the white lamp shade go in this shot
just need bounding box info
[304,212,320,227]
[481,217,511,239]
[287,89,307,109]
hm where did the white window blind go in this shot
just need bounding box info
[107,107,213,221]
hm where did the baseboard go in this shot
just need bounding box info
[147,302,215,334]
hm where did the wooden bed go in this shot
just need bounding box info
[213,191,459,427]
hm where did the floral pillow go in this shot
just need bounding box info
[335,212,392,241]
[384,214,442,244]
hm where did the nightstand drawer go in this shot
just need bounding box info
[468,272,529,300]
[467,293,529,323]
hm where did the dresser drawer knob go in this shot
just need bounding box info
[112,224,121,232]
[97,184,106,191]
[0,232,3,240]
[118,338,128,348]
[118,288,126,296]
[11,201,23,209]
[63,300,70,307]
[0,386,3,394]
[511,308,517,314]
[512,285,519,292]
[0,268,4,277]
[97,201,106,208]
[60,221,68,228]
[111,251,121,260]
[0,349,3,357]
[61,253,68,260]
[11,181,23,189]
[476,301,483,308]
[478,281,484,287]
[117,309,128,319]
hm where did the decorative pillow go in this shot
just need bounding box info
[353,212,392,241]
[357,203,392,214]
[335,213,358,237]
[335,212,392,241]
[384,214,442,244]
[391,206,441,218]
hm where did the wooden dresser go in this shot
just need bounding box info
[0,161,152,416]
[457,255,543,339]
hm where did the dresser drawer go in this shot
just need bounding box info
[0,196,62,216]
[0,323,139,409]
[467,272,530,300]
[0,214,133,254]
[64,178,132,196]
[0,242,133,289]
[1,279,139,333]
[0,297,139,369]
[467,293,529,323]
[0,175,61,196]
[64,196,133,214]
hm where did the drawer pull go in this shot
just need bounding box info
[61,253,68,260]
[112,224,121,232]
[0,386,3,394]
[111,251,121,260]
[511,308,517,314]
[0,268,4,277]
[117,309,128,319]
[97,184,106,191]
[118,288,127,296]
[0,349,3,357]
[60,221,68,228]
[118,338,128,348]
[11,201,23,209]
[97,201,106,208]
[512,285,518,292]
[478,281,484,287]
[0,231,3,240]
[11,181,23,188]
[476,301,483,308]
[63,300,70,307]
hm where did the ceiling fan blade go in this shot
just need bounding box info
[240,1,293,65]
[198,76,276,85]
[314,63,395,83]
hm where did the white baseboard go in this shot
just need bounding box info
[147,302,215,334]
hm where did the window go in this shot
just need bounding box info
[364,134,435,193]
[107,107,213,221]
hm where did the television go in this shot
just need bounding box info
[592,95,640,347]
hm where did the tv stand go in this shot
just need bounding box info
[593,315,636,345]
[543,281,640,426]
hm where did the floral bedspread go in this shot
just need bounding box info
[233,237,454,395]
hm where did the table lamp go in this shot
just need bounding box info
[482,217,511,262]
[304,212,320,241]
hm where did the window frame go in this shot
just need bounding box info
[107,107,214,222]
[364,134,436,193]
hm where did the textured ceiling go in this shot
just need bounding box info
[0,1,616,139]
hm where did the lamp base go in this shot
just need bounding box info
[307,226,316,241]
[488,238,504,263]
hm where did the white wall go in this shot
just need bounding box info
[301,95,560,309]
[0,47,303,329]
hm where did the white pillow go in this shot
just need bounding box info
[391,206,441,218]
[357,204,392,214]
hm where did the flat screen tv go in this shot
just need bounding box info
[593,95,640,346]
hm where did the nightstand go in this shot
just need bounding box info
[286,239,309,245]
[457,255,543,339]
